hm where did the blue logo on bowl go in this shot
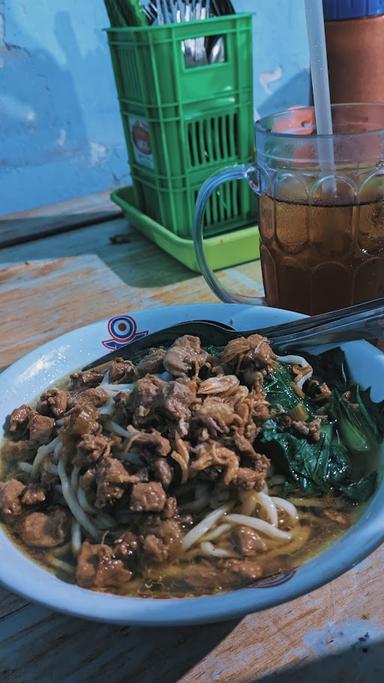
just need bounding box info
[102,315,148,350]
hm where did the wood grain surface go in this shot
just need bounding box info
[0,215,263,311]
[0,254,136,368]
[0,192,121,248]
[0,201,382,683]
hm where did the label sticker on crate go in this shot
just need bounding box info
[129,115,154,170]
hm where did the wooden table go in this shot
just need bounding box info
[0,195,383,683]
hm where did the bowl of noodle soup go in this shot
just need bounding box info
[0,303,383,626]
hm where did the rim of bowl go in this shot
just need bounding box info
[0,304,383,625]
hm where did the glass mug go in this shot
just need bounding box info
[193,103,384,315]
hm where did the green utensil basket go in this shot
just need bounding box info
[107,13,259,266]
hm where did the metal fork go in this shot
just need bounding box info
[82,298,384,370]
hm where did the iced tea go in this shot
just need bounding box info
[259,194,384,315]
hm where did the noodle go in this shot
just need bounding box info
[48,555,75,575]
[240,491,259,516]
[173,433,190,484]
[98,398,115,416]
[104,421,133,439]
[53,441,63,461]
[263,525,312,558]
[0,330,364,599]
[101,383,134,393]
[18,462,33,473]
[71,520,82,555]
[276,354,313,388]
[100,369,110,384]
[297,369,313,390]
[276,354,311,369]
[200,541,234,558]
[31,437,59,479]
[181,504,230,551]
[271,496,299,524]
[171,449,189,485]
[43,463,58,475]
[70,466,80,494]
[77,487,96,514]
[226,514,292,541]
[254,492,278,527]
[57,459,99,540]
[202,523,231,542]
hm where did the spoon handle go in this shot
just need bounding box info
[260,297,384,340]
[83,299,384,370]
[273,303,384,350]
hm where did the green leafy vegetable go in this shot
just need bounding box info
[264,364,309,414]
[262,421,350,495]
[329,389,380,454]
[339,472,377,503]
[209,340,380,503]
[262,420,376,502]
[262,346,381,503]
[353,385,384,437]
[301,347,351,392]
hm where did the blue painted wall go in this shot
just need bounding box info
[0,0,309,215]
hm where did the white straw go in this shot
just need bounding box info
[304,0,336,192]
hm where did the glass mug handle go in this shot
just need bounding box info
[193,163,264,305]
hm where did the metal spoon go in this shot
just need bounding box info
[82,298,384,370]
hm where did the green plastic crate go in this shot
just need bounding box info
[122,101,254,182]
[107,15,253,110]
[112,185,260,273]
[131,165,257,238]
[106,14,256,240]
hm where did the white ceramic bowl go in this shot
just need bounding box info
[1,303,384,626]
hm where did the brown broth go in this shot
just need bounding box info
[127,498,359,597]
[0,468,360,598]
[0,358,371,599]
